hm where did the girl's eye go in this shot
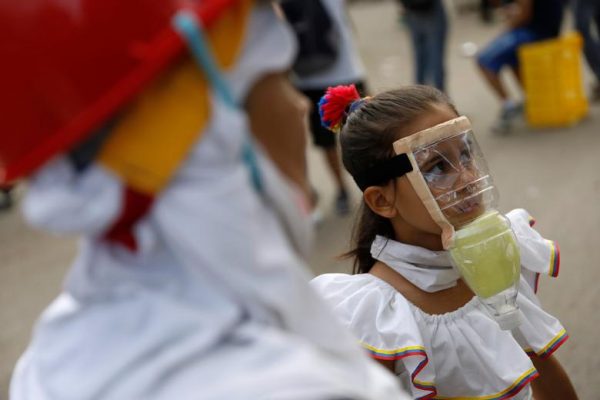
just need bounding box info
[424,159,448,175]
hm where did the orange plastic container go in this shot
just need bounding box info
[518,32,588,128]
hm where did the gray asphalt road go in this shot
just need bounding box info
[1,1,599,397]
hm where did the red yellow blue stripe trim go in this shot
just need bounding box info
[525,213,559,277]
[546,240,560,277]
[532,239,559,293]
[360,343,437,399]
[359,342,542,400]
[524,328,568,359]
[434,367,538,400]
[537,329,568,359]
[360,343,427,360]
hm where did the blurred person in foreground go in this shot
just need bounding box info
[573,0,600,101]
[282,0,368,218]
[1,1,408,398]
[477,0,564,133]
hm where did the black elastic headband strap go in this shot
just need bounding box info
[353,153,413,192]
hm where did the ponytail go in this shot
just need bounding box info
[345,203,395,274]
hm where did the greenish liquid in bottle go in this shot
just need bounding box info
[449,211,520,299]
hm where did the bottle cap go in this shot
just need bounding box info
[495,308,523,331]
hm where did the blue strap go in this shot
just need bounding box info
[172,10,263,192]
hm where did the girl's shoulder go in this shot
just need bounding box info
[310,272,407,323]
[310,273,399,315]
[310,271,424,353]
[311,271,394,293]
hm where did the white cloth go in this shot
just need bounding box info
[371,235,459,292]
[11,5,408,400]
[293,0,366,89]
[507,208,561,293]
[22,158,122,237]
[369,208,561,294]
[311,209,566,400]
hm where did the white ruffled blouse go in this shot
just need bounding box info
[311,209,567,400]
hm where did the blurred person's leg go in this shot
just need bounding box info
[477,30,518,101]
[596,6,600,88]
[405,13,428,85]
[480,0,493,23]
[428,0,448,92]
[574,0,600,100]
[324,146,349,215]
[302,87,350,216]
[477,28,537,132]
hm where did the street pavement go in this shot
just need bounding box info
[1,1,599,397]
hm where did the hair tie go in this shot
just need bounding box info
[318,84,366,134]
[348,96,371,115]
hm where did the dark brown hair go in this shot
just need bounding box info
[339,85,457,274]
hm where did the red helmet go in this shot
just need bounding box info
[0,0,237,183]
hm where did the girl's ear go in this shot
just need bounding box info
[363,184,397,219]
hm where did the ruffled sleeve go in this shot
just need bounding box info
[311,274,437,399]
[512,275,569,359]
[507,208,560,293]
[505,209,568,358]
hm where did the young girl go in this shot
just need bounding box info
[311,84,578,399]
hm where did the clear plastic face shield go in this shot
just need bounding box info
[393,117,522,330]
[393,117,498,248]
[412,126,497,231]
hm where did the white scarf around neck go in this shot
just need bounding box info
[370,235,460,293]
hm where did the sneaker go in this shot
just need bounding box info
[335,190,350,216]
[491,102,523,134]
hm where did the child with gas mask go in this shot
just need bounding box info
[2,2,409,398]
[311,84,578,400]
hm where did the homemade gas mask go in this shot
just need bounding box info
[360,116,522,330]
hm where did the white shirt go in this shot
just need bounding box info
[312,209,567,399]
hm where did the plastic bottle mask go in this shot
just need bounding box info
[391,116,522,329]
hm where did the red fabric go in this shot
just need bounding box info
[104,187,154,251]
[0,0,238,183]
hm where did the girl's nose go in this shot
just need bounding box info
[456,163,480,190]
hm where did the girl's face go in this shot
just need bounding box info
[415,132,486,228]
[389,104,463,249]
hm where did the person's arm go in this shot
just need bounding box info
[503,0,533,29]
[530,355,578,400]
[245,71,312,199]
